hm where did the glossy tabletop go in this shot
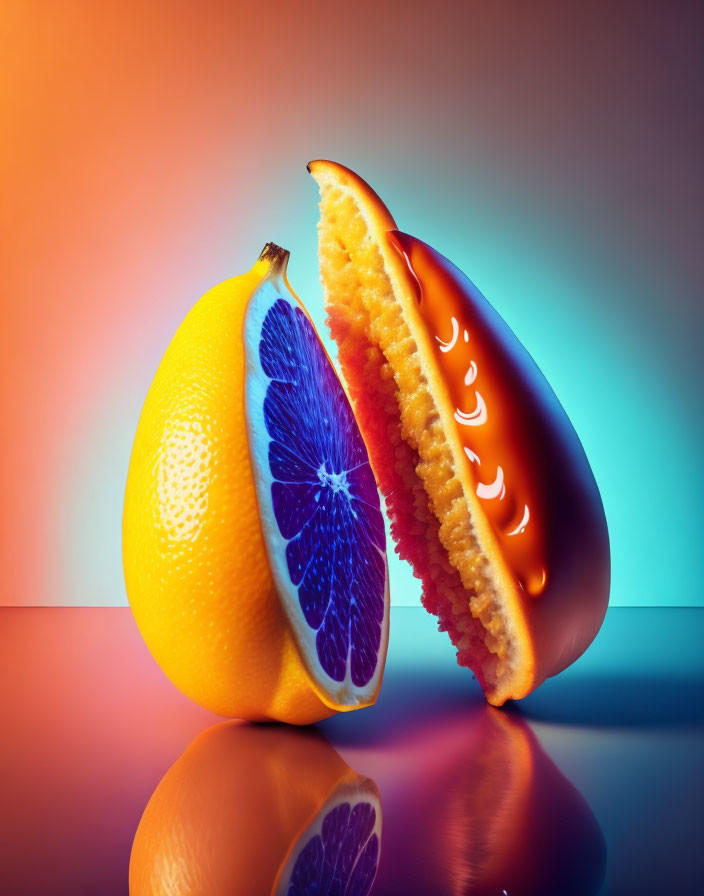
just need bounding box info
[1,607,702,895]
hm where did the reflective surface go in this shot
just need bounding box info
[129,723,381,895]
[1,607,702,894]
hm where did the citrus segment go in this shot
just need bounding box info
[245,260,389,711]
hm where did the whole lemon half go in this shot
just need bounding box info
[123,245,389,724]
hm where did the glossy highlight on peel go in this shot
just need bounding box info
[122,243,389,724]
[388,230,548,597]
[309,160,610,705]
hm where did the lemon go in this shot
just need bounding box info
[123,245,388,724]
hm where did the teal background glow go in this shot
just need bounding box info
[5,1,702,607]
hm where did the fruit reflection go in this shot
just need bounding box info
[374,707,606,895]
[129,722,381,895]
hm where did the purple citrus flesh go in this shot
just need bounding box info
[244,263,389,710]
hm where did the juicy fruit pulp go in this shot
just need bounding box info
[245,264,388,709]
[309,160,609,705]
[122,244,388,723]
[129,722,382,896]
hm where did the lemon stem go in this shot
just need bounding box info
[259,242,289,278]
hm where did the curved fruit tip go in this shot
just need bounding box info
[129,722,382,896]
[309,160,609,707]
[307,160,397,232]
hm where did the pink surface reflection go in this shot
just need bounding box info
[1,608,604,895]
[0,609,216,895]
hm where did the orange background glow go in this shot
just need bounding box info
[3,1,702,606]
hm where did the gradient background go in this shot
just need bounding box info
[2,0,702,608]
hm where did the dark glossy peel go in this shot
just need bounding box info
[389,231,610,685]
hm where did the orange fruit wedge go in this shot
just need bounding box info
[309,160,610,705]
[129,722,381,896]
[123,244,389,723]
